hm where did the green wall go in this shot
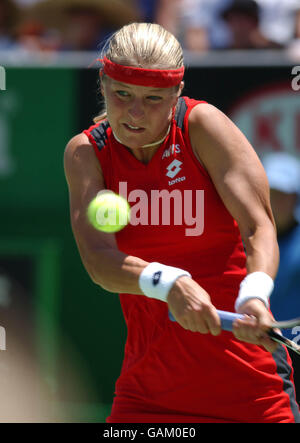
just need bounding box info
[0,68,125,421]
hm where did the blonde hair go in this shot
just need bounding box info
[93,22,184,123]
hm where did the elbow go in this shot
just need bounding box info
[243,221,278,252]
[86,263,111,291]
[85,257,117,293]
[242,214,277,243]
[94,276,115,293]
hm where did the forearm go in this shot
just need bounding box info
[80,244,148,294]
[243,223,279,279]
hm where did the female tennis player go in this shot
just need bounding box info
[64,22,300,422]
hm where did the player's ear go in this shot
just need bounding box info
[173,82,184,107]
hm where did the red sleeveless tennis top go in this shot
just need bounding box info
[84,97,299,423]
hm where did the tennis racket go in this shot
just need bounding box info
[168,310,300,355]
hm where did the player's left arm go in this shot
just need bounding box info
[189,103,279,351]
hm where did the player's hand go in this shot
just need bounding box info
[167,276,221,336]
[233,298,278,353]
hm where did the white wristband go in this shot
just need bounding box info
[139,262,191,302]
[235,272,274,311]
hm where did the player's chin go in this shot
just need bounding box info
[122,136,147,150]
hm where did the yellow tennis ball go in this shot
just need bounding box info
[87,192,130,233]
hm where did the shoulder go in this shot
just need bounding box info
[65,132,90,151]
[64,133,94,168]
[174,97,209,133]
[188,102,231,131]
[64,133,102,186]
[188,102,250,153]
[187,102,265,181]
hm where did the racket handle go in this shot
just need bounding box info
[168,309,244,331]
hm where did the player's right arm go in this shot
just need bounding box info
[64,133,148,294]
[64,133,221,335]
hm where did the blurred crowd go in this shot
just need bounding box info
[0,0,300,53]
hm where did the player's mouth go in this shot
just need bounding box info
[123,123,145,133]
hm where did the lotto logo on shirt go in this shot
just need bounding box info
[166,159,183,178]
[166,159,186,186]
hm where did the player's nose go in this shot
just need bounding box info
[128,98,145,121]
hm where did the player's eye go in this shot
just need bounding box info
[116,90,130,98]
[147,96,163,101]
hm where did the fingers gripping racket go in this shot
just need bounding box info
[168,310,300,355]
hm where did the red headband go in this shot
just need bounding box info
[100,56,184,88]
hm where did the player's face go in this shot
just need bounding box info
[102,77,182,150]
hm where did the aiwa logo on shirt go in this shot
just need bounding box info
[162,144,181,159]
